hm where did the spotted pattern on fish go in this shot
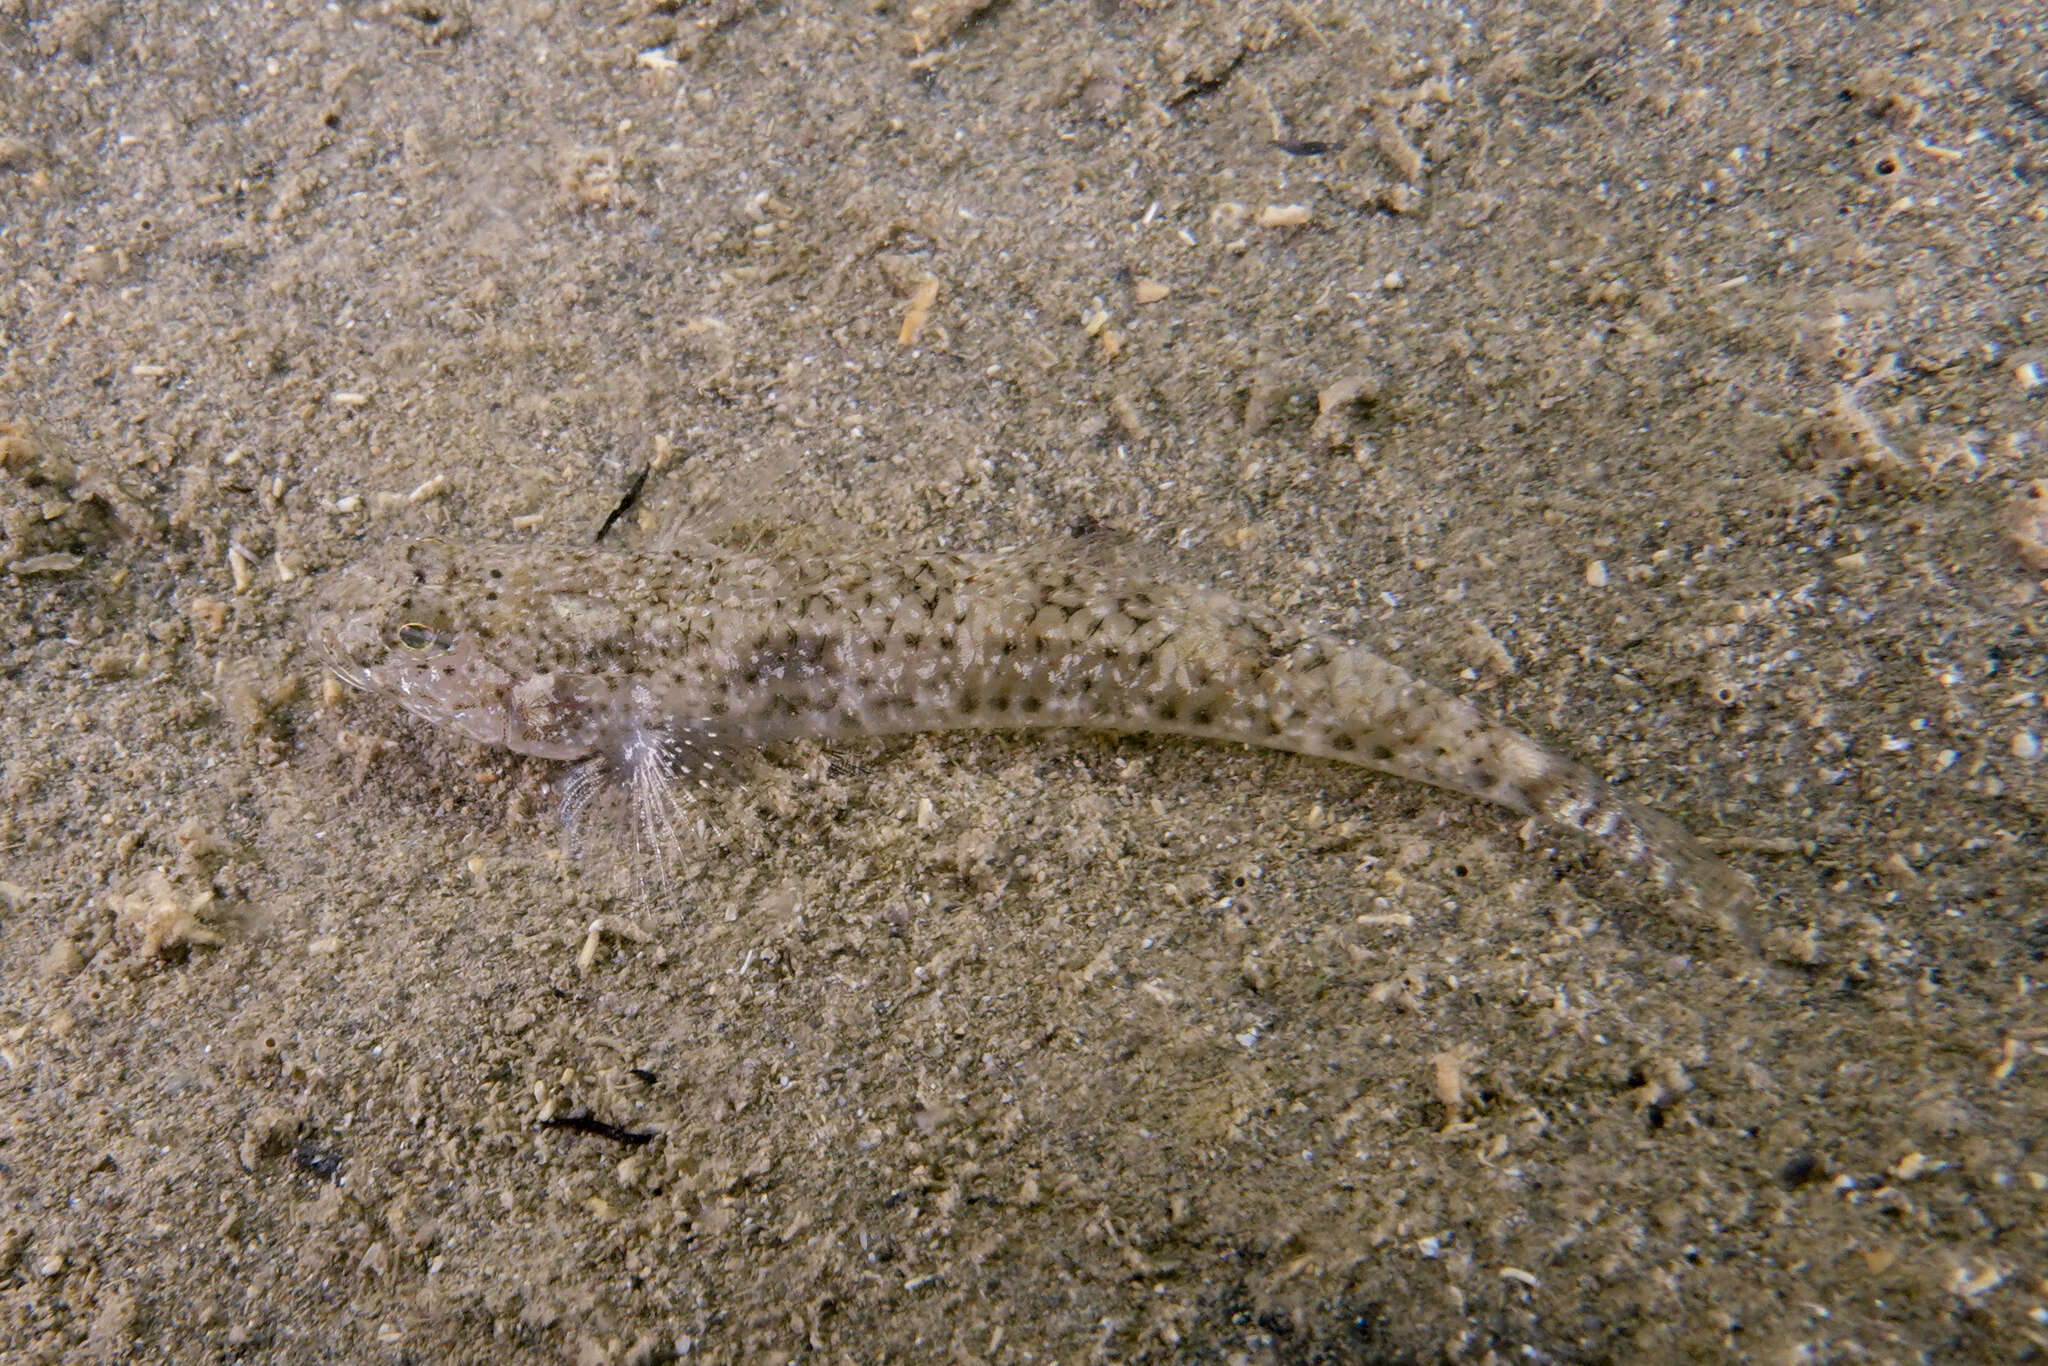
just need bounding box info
[312,534,1757,946]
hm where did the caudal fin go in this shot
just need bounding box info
[1543,777,1760,953]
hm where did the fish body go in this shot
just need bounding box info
[314,535,1756,945]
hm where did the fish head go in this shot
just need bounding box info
[312,539,590,759]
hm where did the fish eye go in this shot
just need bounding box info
[396,622,437,651]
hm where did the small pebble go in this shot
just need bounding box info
[2004,480,2048,570]
[2012,731,2041,761]
[1584,559,1609,588]
[408,474,451,504]
[8,553,83,575]
[1257,203,1311,228]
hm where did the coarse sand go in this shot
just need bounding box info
[2,2,2045,1362]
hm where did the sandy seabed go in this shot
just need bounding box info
[2,2,2045,1362]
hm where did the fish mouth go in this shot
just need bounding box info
[313,611,382,693]
[311,610,515,750]
[309,560,408,689]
